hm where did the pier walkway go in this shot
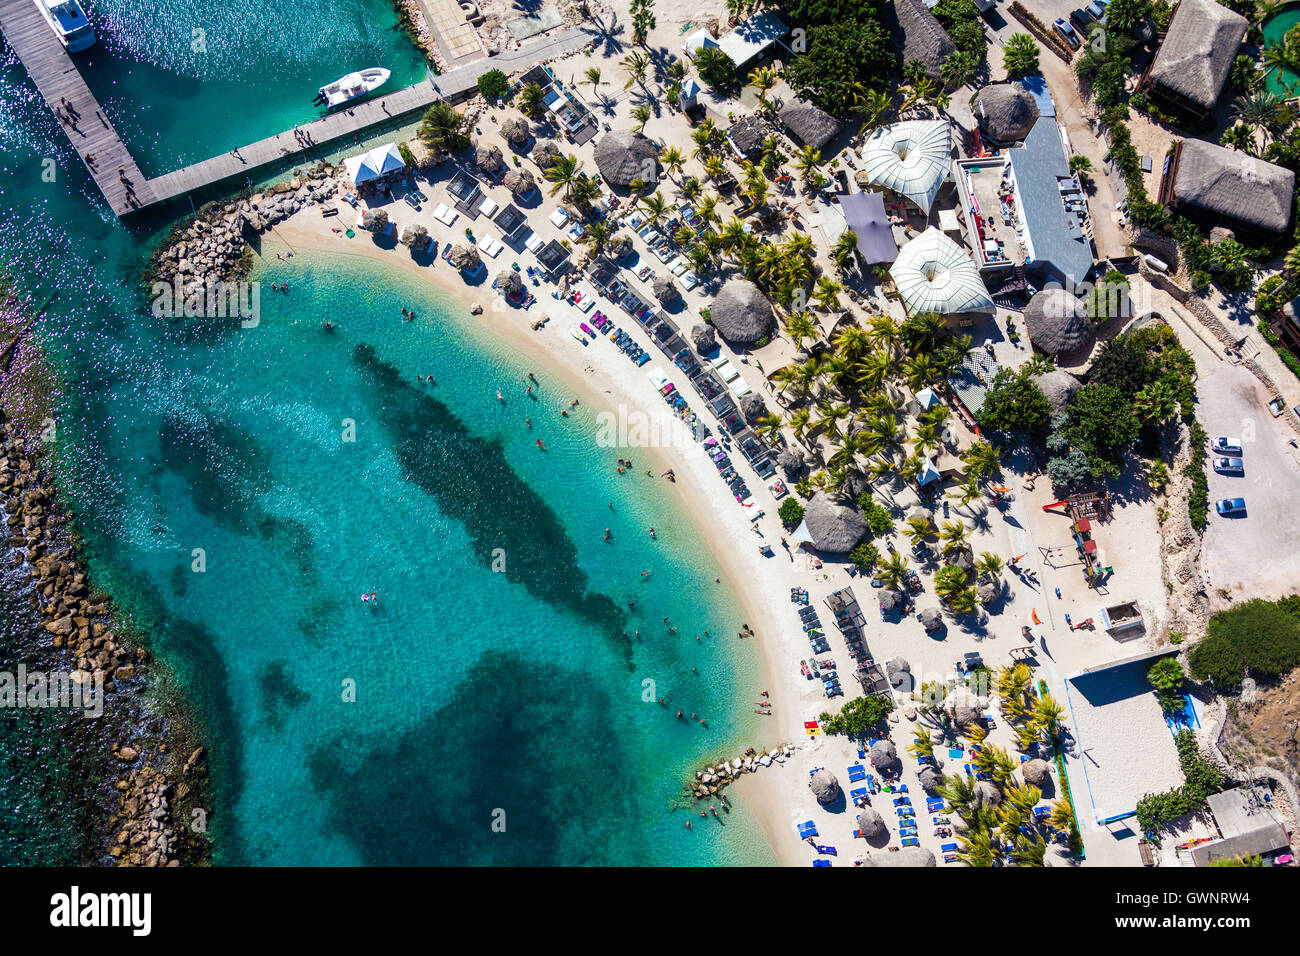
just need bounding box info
[0,7,592,217]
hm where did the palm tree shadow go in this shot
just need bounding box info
[581,14,626,58]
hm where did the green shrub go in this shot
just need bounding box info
[778,497,806,529]
[477,69,509,101]
[820,695,894,736]
[849,542,880,572]
[1189,599,1300,687]
[1147,656,1186,714]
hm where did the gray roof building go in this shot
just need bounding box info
[1005,118,1094,288]
[1190,787,1291,866]
[1169,139,1296,234]
[1147,0,1247,114]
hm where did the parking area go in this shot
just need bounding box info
[1198,360,1300,607]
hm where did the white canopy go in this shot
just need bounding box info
[683,28,719,58]
[343,142,405,185]
[860,120,951,213]
[890,227,994,315]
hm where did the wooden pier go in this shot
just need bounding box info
[0,2,592,217]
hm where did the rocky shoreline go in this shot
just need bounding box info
[0,411,210,866]
[688,743,798,801]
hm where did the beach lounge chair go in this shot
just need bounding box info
[893,796,911,806]
[548,208,569,227]
[815,845,837,856]
[847,764,866,782]
[899,827,917,838]
[798,821,818,839]
[901,838,919,847]
[941,843,959,853]
[812,859,831,867]
[849,787,868,804]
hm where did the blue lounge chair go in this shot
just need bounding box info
[963,763,974,777]
[917,755,935,765]
[899,827,918,837]
[847,764,867,782]
[896,808,915,818]
[893,796,911,806]
[902,837,920,847]
[798,821,818,839]
[849,787,868,804]
[941,842,959,852]
[816,844,837,856]
[812,859,831,866]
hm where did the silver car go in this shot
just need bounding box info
[1213,457,1244,475]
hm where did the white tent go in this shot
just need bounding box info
[860,120,952,213]
[890,227,995,315]
[344,142,406,185]
[680,77,702,107]
[914,387,939,410]
[917,458,941,487]
[683,28,719,59]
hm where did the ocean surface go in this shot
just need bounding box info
[0,1,774,864]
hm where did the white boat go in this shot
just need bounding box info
[315,68,390,109]
[34,0,96,52]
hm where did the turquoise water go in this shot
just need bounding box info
[1263,9,1300,97]
[0,3,775,865]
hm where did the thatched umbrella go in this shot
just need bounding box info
[739,393,768,424]
[978,581,1000,605]
[908,506,934,525]
[502,168,537,196]
[802,493,868,554]
[870,739,900,772]
[920,607,944,632]
[449,244,481,271]
[1021,758,1051,787]
[777,448,808,479]
[609,234,635,260]
[653,275,680,305]
[710,278,774,345]
[496,269,523,295]
[501,116,531,149]
[690,323,716,353]
[944,687,985,726]
[975,84,1040,145]
[878,588,902,612]
[973,780,1002,806]
[1031,369,1083,416]
[918,766,944,791]
[809,768,841,805]
[476,142,504,173]
[592,129,660,186]
[399,222,428,248]
[1023,289,1094,362]
[950,548,974,573]
[405,138,436,173]
[856,809,886,838]
[886,657,911,688]
[859,845,937,867]
[359,208,388,232]
[531,140,562,171]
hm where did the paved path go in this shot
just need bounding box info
[417,0,485,65]
[0,0,154,214]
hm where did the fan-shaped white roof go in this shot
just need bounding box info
[890,227,994,315]
[860,120,951,212]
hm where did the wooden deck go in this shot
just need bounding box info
[0,0,154,215]
[1,6,593,218]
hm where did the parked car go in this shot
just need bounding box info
[1213,457,1244,474]
[1086,0,1106,17]
[1211,436,1243,455]
[1054,18,1081,48]
[1215,497,1247,517]
[1070,9,1093,31]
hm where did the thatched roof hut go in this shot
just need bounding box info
[531,140,562,171]
[778,100,841,150]
[973,780,1002,806]
[777,448,808,479]
[977,581,1000,605]
[859,845,937,867]
[870,739,901,772]
[399,222,428,248]
[609,234,635,261]
[809,768,841,804]
[1031,369,1083,416]
[404,139,437,173]
[496,269,523,295]
[918,765,944,790]
[449,243,481,271]
[502,168,537,196]
[1171,139,1296,234]
[593,130,660,186]
[502,116,531,149]
[920,607,944,632]
[739,393,768,424]
[975,84,1040,145]
[711,279,773,345]
[1023,289,1094,362]
[1021,758,1051,787]
[359,207,388,232]
[886,657,911,687]
[881,0,956,80]
[1147,0,1247,113]
[944,687,984,726]
[476,143,504,173]
[856,808,887,838]
[801,493,868,554]
[653,275,680,305]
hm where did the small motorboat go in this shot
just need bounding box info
[314,68,390,109]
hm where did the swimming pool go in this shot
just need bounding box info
[1262,7,1300,97]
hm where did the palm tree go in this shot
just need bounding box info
[543,153,582,198]
[813,400,851,439]
[584,67,603,97]
[1003,33,1040,81]
[904,515,935,548]
[518,82,546,120]
[1029,694,1065,738]
[812,276,842,312]
[1232,90,1294,149]
[902,353,938,391]
[860,413,901,459]
[1220,123,1258,155]
[908,726,935,759]
[792,145,821,186]
[788,407,813,446]
[657,145,686,182]
[782,310,817,349]
[877,551,910,590]
[939,520,970,556]
[857,90,894,137]
[941,49,977,90]
[748,66,779,112]
[831,231,859,273]
[703,154,728,182]
[759,135,786,177]
[961,440,1001,481]
[949,476,983,515]
[580,219,610,257]
[641,191,669,226]
[630,103,653,133]
[621,50,650,90]
[1134,380,1178,423]
[1048,797,1075,833]
[975,552,1004,578]
[417,103,472,155]
[755,413,784,444]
